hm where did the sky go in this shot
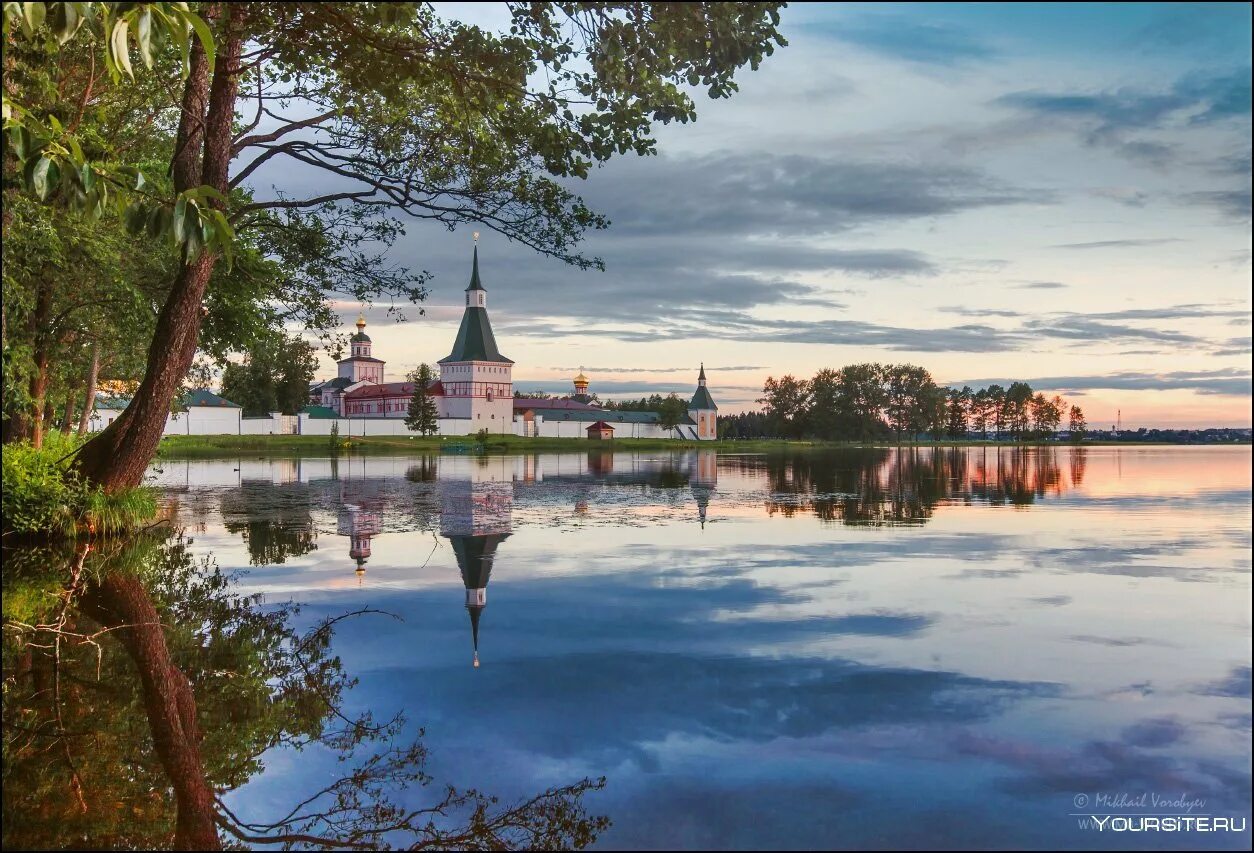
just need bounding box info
[270,2,1252,428]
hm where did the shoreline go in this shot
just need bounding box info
[155,434,1251,459]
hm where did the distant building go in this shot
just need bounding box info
[586,420,615,440]
[688,363,718,440]
[303,240,720,438]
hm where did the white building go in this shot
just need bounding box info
[435,243,515,433]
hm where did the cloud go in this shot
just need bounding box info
[940,306,1023,318]
[994,68,1251,166]
[996,68,1252,132]
[953,368,1252,397]
[1183,188,1252,221]
[1081,303,1250,321]
[1014,281,1068,290]
[592,151,1032,239]
[816,16,994,66]
[1050,238,1184,250]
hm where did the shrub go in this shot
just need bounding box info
[2,435,157,539]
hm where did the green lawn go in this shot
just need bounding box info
[150,433,1190,459]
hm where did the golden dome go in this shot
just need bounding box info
[355,312,367,330]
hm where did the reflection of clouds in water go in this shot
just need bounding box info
[175,447,1249,849]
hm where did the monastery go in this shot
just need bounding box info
[308,241,718,440]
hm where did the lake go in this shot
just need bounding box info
[4,446,1250,849]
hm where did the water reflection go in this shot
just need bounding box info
[441,464,514,667]
[756,446,1087,524]
[13,446,1244,850]
[0,533,608,850]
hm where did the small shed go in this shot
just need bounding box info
[586,420,615,440]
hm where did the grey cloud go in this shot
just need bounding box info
[995,69,1251,168]
[940,306,1022,318]
[1021,316,1200,345]
[816,16,994,66]
[953,368,1252,397]
[593,151,1032,239]
[996,68,1252,132]
[1050,238,1184,250]
[1015,281,1068,290]
[1081,303,1250,321]
[1184,188,1252,221]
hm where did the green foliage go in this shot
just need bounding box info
[0,434,156,537]
[733,365,1081,443]
[656,394,689,430]
[1069,404,1088,442]
[2,3,231,263]
[219,334,318,416]
[404,363,439,435]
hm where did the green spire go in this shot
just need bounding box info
[698,362,707,383]
[467,244,484,291]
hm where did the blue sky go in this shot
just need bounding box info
[269,3,1252,427]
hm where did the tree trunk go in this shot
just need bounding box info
[60,386,76,434]
[74,6,244,491]
[77,341,100,436]
[78,572,222,850]
[24,282,53,448]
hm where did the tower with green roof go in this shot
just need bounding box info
[438,237,514,432]
[688,363,718,440]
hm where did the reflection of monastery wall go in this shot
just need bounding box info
[149,451,721,491]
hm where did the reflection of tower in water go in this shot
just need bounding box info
[688,450,718,529]
[440,461,513,667]
[335,461,384,583]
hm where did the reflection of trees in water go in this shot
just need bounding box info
[742,447,1085,526]
[219,480,318,565]
[1,535,608,850]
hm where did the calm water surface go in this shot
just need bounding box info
[172,446,1252,849]
[8,446,1252,849]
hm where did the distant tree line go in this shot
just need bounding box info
[720,363,1086,442]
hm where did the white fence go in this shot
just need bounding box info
[295,414,483,437]
[95,406,683,439]
[162,407,242,435]
[523,415,675,439]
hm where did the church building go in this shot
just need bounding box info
[307,238,717,439]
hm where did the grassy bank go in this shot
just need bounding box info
[151,433,1222,459]
[2,436,159,540]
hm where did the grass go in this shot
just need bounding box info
[151,432,1193,459]
[2,434,159,540]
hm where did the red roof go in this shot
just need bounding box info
[586,420,614,431]
[344,380,442,399]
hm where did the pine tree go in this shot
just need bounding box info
[405,364,439,435]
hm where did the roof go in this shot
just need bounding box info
[439,307,512,364]
[338,354,385,364]
[301,405,339,419]
[466,245,485,291]
[351,331,371,343]
[93,395,132,410]
[345,380,442,399]
[324,376,356,390]
[513,398,601,411]
[587,420,615,431]
[531,409,667,425]
[183,389,241,408]
[689,385,717,411]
